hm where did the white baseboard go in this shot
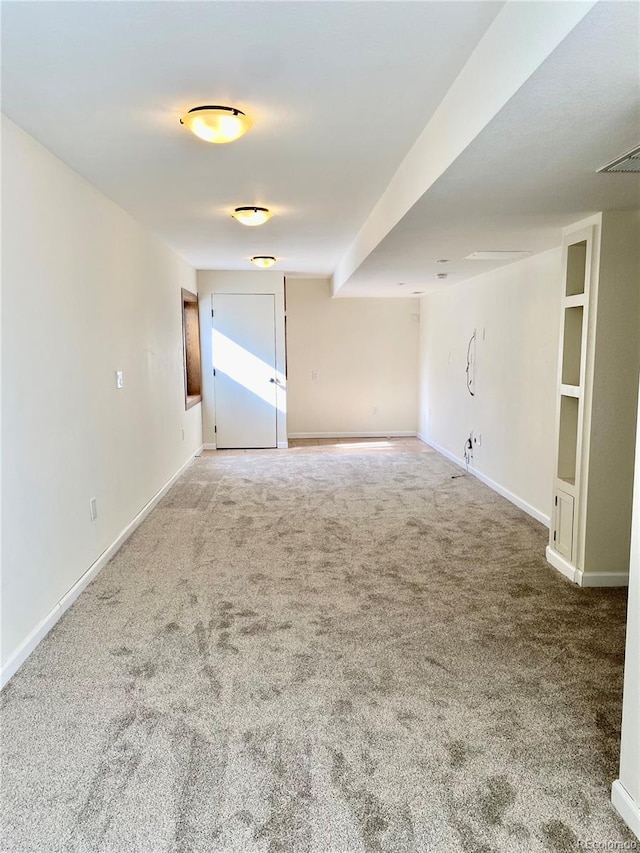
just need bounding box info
[546,546,579,583]
[576,570,630,587]
[0,446,202,690]
[545,547,629,587]
[288,431,417,439]
[203,442,288,450]
[420,435,550,528]
[612,780,640,840]
[0,610,64,692]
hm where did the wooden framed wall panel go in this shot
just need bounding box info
[181,288,202,410]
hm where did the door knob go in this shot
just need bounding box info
[269,378,276,383]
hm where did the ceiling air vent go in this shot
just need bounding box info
[598,145,640,173]
[464,251,530,261]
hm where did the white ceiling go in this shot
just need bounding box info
[340,0,640,296]
[2,1,638,294]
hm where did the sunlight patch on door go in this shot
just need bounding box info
[213,331,286,413]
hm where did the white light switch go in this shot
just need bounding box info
[89,497,98,521]
[116,371,124,389]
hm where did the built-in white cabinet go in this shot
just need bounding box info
[547,212,640,586]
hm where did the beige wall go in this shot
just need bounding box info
[286,278,419,436]
[1,117,202,677]
[614,375,640,836]
[418,249,561,523]
[582,211,640,577]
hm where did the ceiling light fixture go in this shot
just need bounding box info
[232,206,272,227]
[251,256,277,269]
[436,259,450,264]
[180,106,252,143]
[437,273,448,280]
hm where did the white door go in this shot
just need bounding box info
[212,293,278,449]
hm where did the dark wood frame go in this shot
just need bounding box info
[181,288,202,410]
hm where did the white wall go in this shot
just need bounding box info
[613,375,640,838]
[286,278,419,436]
[196,271,287,448]
[1,117,202,678]
[418,249,561,523]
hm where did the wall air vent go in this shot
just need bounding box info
[598,144,640,173]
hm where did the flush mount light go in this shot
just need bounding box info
[436,259,450,264]
[437,273,448,280]
[232,207,272,227]
[180,106,252,143]
[251,256,277,269]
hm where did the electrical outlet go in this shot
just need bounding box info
[465,432,474,462]
[115,370,124,389]
[311,370,318,381]
[473,433,482,447]
[89,497,98,521]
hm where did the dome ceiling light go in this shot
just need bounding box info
[180,106,252,143]
[232,207,272,227]
[251,256,277,269]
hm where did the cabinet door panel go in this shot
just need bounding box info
[553,489,574,560]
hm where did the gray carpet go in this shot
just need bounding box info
[0,441,635,852]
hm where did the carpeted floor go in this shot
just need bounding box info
[0,439,634,852]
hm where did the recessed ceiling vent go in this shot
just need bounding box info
[465,251,530,261]
[598,145,640,173]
